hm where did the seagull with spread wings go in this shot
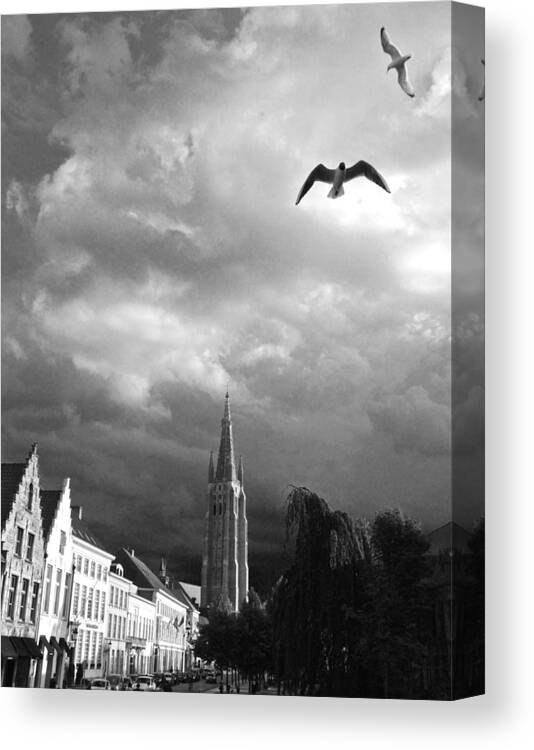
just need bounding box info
[380,26,415,98]
[295,161,391,205]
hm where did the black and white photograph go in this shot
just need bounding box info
[1,1,484,702]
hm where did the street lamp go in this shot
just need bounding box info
[68,620,81,687]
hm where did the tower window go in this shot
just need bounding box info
[213,504,216,515]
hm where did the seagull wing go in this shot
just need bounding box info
[478,59,485,101]
[345,161,391,193]
[380,27,401,59]
[397,64,415,97]
[295,164,334,205]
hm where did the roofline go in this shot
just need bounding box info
[425,520,471,538]
[72,535,115,560]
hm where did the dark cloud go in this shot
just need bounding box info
[2,6,484,589]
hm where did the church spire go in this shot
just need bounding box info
[208,450,215,482]
[237,455,244,487]
[215,389,236,482]
[158,555,169,586]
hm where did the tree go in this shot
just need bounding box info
[355,508,431,698]
[271,489,432,698]
[271,487,365,696]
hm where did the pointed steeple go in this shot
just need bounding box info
[237,455,244,487]
[208,451,215,483]
[159,555,168,585]
[215,389,236,481]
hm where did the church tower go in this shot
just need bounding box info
[201,391,249,612]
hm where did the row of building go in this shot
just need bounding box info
[1,444,200,688]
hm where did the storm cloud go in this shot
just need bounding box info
[2,4,484,592]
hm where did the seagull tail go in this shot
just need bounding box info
[328,185,344,199]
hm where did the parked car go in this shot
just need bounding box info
[90,678,111,690]
[135,675,156,691]
[205,671,217,684]
[107,674,123,691]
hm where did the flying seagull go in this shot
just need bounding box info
[295,161,391,205]
[380,26,415,98]
[478,59,485,101]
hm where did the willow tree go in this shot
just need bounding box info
[271,486,370,696]
[271,488,434,698]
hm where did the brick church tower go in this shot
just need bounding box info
[201,391,248,612]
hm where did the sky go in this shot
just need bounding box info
[1,2,484,594]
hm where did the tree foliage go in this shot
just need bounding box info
[197,488,484,700]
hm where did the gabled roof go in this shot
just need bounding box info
[71,508,107,552]
[1,463,26,527]
[179,581,201,608]
[40,490,61,543]
[114,548,197,611]
[426,521,471,555]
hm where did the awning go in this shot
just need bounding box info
[8,636,42,659]
[49,636,63,654]
[39,635,54,654]
[58,637,71,655]
[1,636,17,659]
[22,637,42,659]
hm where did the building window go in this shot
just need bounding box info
[72,582,80,616]
[95,590,100,621]
[15,526,24,557]
[25,532,35,562]
[83,558,89,576]
[29,582,39,623]
[90,633,97,669]
[80,585,87,618]
[53,569,62,615]
[75,555,82,572]
[28,482,33,511]
[102,568,107,583]
[100,592,106,620]
[7,575,18,619]
[62,573,71,618]
[87,588,93,620]
[84,631,90,664]
[19,578,30,621]
[75,629,83,664]
[90,560,95,578]
[59,531,66,556]
[43,564,53,614]
[97,634,103,669]
[96,564,102,581]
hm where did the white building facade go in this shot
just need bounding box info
[36,479,74,688]
[105,565,132,677]
[71,507,114,683]
[154,588,188,673]
[126,589,155,676]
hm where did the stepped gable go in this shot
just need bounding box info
[1,463,26,524]
[40,490,61,543]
